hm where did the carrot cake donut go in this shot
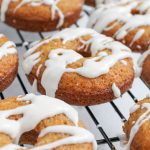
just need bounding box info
[88,0,150,52]
[23,28,135,106]
[138,49,150,87]
[0,93,97,150]
[0,34,18,92]
[0,0,83,32]
[123,97,150,150]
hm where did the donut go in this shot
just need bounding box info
[123,97,150,150]
[85,0,120,7]
[88,0,150,52]
[0,93,97,150]
[0,0,83,32]
[138,49,150,87]
[0,34,18,92]
[22,28,134,106]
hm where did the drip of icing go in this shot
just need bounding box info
[0,93,79,144]
[129,29,145,46]
[41,49,83,97]
[30,125,97,150]
[0,0,64,28]
[120,60,127,66]
[125,103,150,149]
[23,28,132,98]
[112,83,121,98]
[138,49,150,67]
[23,51,41,75]
[0,41,17,59]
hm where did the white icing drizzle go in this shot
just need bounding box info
[120,60,127,66]
[88,0,150,44]
[125,103,150,149]
[0,94,96,150]
[0,0,64,28]
[0,39,17,59]
[138,49,150,67]
[23,28,133,98]
[129,29,145,46]
[31,125,97,150]
[112,83,121,98]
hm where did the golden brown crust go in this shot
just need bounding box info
[85,0,95,6]
[0,0,83,32]
[124,98,150,150]
[26,35,134,106]
[0,36,18,92]
[141,54,150,87]
[0,96,93,149]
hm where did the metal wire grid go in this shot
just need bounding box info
[0,6,150,150]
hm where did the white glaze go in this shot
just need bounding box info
[23,28,133,98]
[129,29,145,46]
[125,103,150,149]
[0,0,64,28]
[88,0,150,46]
[138,49,150,67]
[31,125,97,150]
[0,40,17,59]
[112,83,121,98]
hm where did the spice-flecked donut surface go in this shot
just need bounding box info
[23,28,135,106]
[0,34,18,92]
[0,0,83,32]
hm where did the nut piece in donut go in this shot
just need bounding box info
[123,97,150,150]
[0,0,83,32]
[138,49,150,87]
[88,0,150,52]
[23,28,134,106]
[0,93,97,150]
[0,34,18,92]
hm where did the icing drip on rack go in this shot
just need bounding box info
[0,36,17,59]
[112,83,121,98]
[0,93,97,150]
[125,103,150,150]
[23,28,133,98]
[88,0,150,45]
[0,0,64,28]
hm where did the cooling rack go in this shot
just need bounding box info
[0,5,150,150]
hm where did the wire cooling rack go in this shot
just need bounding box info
[0,5,150,150]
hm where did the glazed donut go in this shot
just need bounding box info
[0,34,18,92]
[88,0,150,52]
[0,0,83,32]
[23,28,134,106]
[138,49,150,87]
[0,93,97,150]
[85,0,120,7]
[123,97,150,150]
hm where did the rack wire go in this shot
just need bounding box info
[0,5,150,150]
